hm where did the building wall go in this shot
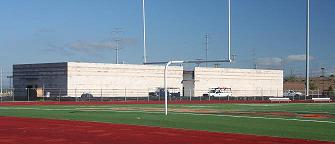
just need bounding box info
[67,62,184,97]
[13,63,68,98]
[183,71,194,96]
[193,67,283,97]
[13,62,282,98]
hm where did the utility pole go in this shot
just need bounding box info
[112,28,123,64]
[115,39,120,64]
[205,33,209,67]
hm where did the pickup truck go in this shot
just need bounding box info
[283,90,303,97]
[203,87,232,97]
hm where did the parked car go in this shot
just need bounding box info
[149,88,180,97]
[203,87,232,97]
[283,90,303,97]
[81,93,93,98]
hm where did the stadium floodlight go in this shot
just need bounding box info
[305,0,310,96]
[164,61,184,115]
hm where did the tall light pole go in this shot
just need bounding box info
[142,0,147,63]
[305,0,310,96]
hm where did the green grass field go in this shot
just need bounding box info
[0,103,334,142]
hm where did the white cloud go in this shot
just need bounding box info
[286,54,314,62]
[256,57,282,66]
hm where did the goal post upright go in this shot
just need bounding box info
[142,0,147,63]
[228,0,231,62]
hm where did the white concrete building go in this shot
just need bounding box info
[13,62,183,99]
[183,67,283,97]
[13,62,283,100]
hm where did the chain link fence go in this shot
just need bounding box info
[1,88,334,102]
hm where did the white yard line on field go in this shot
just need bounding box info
[171,112,335,124]
[1,107,335,124]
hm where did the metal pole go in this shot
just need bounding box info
[305,0,310,96]
[101,88,103,102]
[75,88,77,102]
[205,34,208,67]
[228,0,231,62]
[164,62,171,115]
[125,88,127,101]
[189,89,191,101]
[27,88,30,101]
[142,0,147,63]
[58,89,61,102]
[12,88,14,101]
[148,88,150,101]
[164,61,183,115]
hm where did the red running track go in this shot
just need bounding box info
[0,116,333,144]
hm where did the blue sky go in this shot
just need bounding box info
[0,0,335,82]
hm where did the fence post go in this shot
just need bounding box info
[75,88,77,102]
[189,89,191,101]
[101,88,103,102]
[12,89,15,101]
[27,88,30,102]
[124,88,127,101]
[318,91,324,98]
[147,88,150,101]
[318,89,320,98]
[58,89,61,102]
[42,88,45,101]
